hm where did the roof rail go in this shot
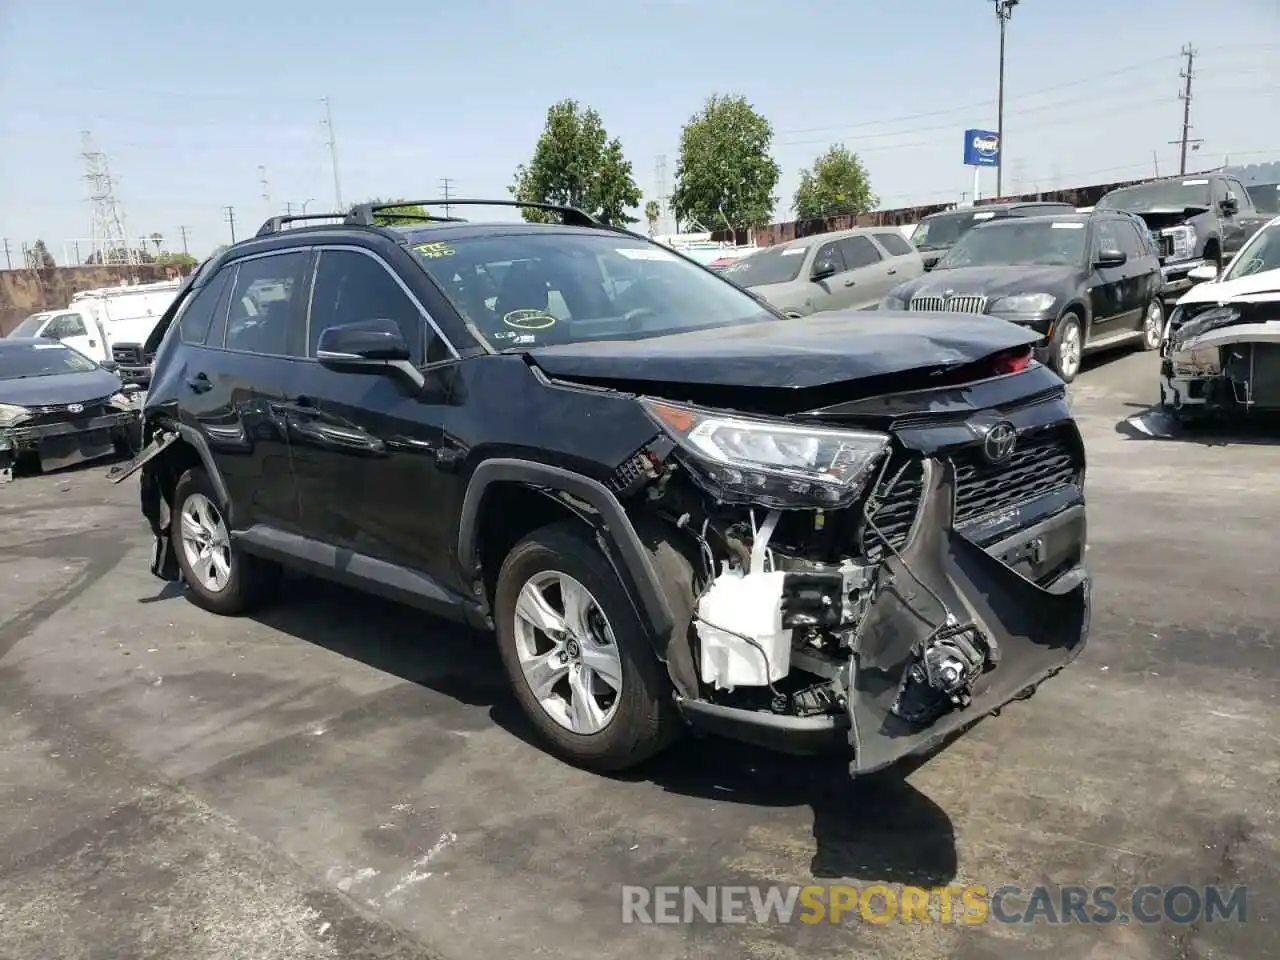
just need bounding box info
[345,198,602,228]
[255,213,347,237]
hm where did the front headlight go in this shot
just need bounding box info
[108,391,138,408]
[640,398,890,509]
[990,292,1056,313]
[0,403,31,427]
[878,295,906,310]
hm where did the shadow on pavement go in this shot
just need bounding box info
[225,573,959,888]
[1116,403,1280,446]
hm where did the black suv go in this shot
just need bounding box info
[883,211,1165,383]
[912,200,1076,270]
[114,199,1091,777]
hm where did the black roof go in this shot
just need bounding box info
[923,200,1074,220]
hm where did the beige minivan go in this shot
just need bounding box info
[719,227,925,316]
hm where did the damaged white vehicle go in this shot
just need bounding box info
[1160,216,1280,419]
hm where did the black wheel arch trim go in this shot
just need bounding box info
[457,457,676,646]
[169,423,232,513]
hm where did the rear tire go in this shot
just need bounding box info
[170,467,280,616]
[493,521,679,772]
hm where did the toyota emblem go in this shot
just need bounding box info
[983,421,1017,464]
[66,403,84,414]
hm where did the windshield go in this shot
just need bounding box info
[1246,184,1280,215]
[1223,222,1280,281]
[912,211,997,250]
[1096,179,1212,211]
[936,219,1087,268]
[716,244,808,286]
[7,312,51,338]
[0,342,99,379]
[409,232,777,351]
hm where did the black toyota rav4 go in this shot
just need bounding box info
[113,199,1091,777]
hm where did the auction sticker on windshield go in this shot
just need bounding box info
[1183,179,1209,186]
[781,247,808,256]
[974,212,997,220]
[502,309,557,330]
[1051,222,1085,229]
[616,248,677,261]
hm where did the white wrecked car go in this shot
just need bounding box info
[1159,215,1280,420]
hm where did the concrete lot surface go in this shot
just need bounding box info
[1,348,1277,960]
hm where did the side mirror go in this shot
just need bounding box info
[100,359,119,372]
[1094,248,1126,268]
[1187,263,1219,283]
[811,262,838,282]
[316,318,425,391]
[1221,196,1239,215]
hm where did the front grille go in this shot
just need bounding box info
[910,295,988,314]
[951,425,1079,525]
[26,399,110,427]
[113,343,144,365]
[858,423,1080,557]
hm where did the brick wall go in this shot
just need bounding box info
[0,264,189,335]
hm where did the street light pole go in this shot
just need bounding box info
[994,0,1018,198]
[302,198,315,214]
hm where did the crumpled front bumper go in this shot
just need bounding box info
[676,459,1091,774]
[0,408,141,473]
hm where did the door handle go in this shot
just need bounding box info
[88,340,97,347]
[843,279,856,287]
[887,268,897,275]
[185,373,212,393]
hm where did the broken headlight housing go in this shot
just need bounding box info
[641,398,890,509]
[0,403,31,427]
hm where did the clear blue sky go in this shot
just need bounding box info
[1,0,1277,263]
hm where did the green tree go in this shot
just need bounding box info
[644,199,661,235]
[353,198,431,226]
[149,232,165,253]
[509,99,642,225]
[793,144,877,220]
[30,239,56,269]
[155,251,199,269]
[671,94,780,243]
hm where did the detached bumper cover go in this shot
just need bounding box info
[1,409,138,444]
[676,460,1091,772]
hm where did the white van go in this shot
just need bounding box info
[69,280,183,384]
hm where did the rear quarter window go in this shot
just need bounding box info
[872,232,915,257]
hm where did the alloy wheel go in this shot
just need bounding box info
[1143,300,1164,349]
[512,570,623,735]
[1059,322,1082,380]
[179,492,232,593]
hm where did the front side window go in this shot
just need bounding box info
[1114,221,1147,260]
[224,251,310,356]
[0,342,98,379]
[812,241,845,275]
[718,243,810,287]
[1222,223,1280,281]
[309,249,444,362]
[408,231,777,352]
[938,220,1087,269]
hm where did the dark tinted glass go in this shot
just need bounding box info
[873,232,914,257]
[837,236,882,269]
[179,268,233,345]
[0,343,98,379]
[224,251,310,357]
[308,250,428,361]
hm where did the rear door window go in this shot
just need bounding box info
[836,235,883,270]
[872,232,914,257]
[223,251,311,357]
[178,268,234,345]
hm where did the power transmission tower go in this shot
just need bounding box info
[224,206,237,243]
[1169,45,1202,175]
[439,178,454,217]
[321,97,343,210]
[80,131,132,265]
[178,225,190,255]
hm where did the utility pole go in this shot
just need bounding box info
[1153,151,1160,178]
[1,238,10,270]
[224,206,237,244]
[284,201,294,216]
[439,178,454,217]
[993,0,1018,199]
[1169,45,1202,175]
[321,97,343,211]
[178,225,190,255]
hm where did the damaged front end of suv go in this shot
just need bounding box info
[571,343,1092,777]
[1160,291,1280,420]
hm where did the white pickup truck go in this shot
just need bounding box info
[7,280,182,385]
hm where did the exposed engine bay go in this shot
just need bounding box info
[1161,294,1280,416]
[605,381,1092,774]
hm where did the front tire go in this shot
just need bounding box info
[1049,311,1084,383]
[493,521,679,771]
[1141,298,1165,351]
[170,467,280,615]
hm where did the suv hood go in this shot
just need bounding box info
[526,312,1038,389]
[895,264,1077,300]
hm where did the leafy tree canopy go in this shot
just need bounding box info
[509,99,642,225]
[793,144,878,220]
[30,239,55,269]
[155,251,199,269]
[671,94,780,239]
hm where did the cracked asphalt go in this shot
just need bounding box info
[1,347,1277,960]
